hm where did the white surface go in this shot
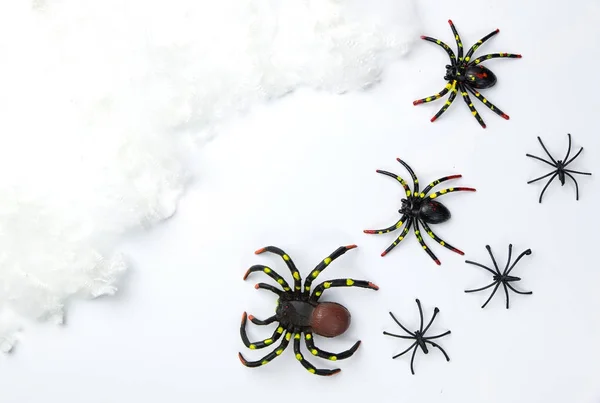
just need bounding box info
[0,0,415,351]
[3,1,600,403]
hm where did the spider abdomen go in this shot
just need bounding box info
[420,200,451,224]
[310,302,351,338]
[465,65,497,89]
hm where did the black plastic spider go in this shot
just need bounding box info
[239,245,378,376]
[364,158,476,265]
[465,244,532,309]
[414,20,521,128]
[526,133,592,203]
[383,299,451,375]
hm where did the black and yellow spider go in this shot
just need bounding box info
[413,20,521,128]
[364,158,475,265]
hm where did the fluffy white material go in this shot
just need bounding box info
[0,0,418,351]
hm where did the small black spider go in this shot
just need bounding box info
[364,158,475,265]
[383,299,451,375]
[526,133,592,203]
[465,244,533,309]
[414,20,521,128]
[239,245,378,376]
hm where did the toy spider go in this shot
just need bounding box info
[465,244,532,309]
[364,158,476,265]
[413,20,521,128]
[526,133,592,203]
[239,245,379,376]
[383,299,451,375]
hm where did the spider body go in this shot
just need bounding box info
[414,20,521,128]
[365,158,475,265]
[239,245,378,376]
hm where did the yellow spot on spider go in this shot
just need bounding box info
[262,360,269,365]
[378,231,383,234]
[293,272,300,280]
[264,268,271,273]
[312,270,320,278]
[483,99,488,103]
[296,353,303,361]
[475,59,481,63]
[465,56,470,62]
[415,230,420,235]
[324,257,332,265]
[324,282,332,288]
[315,291,322,297]
[295,286,301,290]
[276,349,284,355]
[441,241,446,246]
[423,245,428,250]
[277,279,284,284]
[399,236,404,241]
[329,356,338,361]
[450,188,455,191]
[305,286,311,291]
[283,254,290,261]
[277,327,284,334]
[436,40,441,44]
[346,279,355,286]
[445,83,452,89]
[264,339,273,345]
[286,333,292,341]
[414,179,419,183]
[308,368,316,374]
[311,349,318,355]
[420,193,425,198]
[249,344,256,350]
[406,190,411,196]
[295,334,301,339]
[440,189,447,194]
[396,221,403,228]
[305,334,312,340]
[284,287,291,291]
[430,193,437,199]
[426,97,432,101]
[472,111,478,116]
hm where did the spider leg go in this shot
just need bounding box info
[391,341,417,360]
[538,172,559,203]
[502,282,511,309]
[464,260,497,276]
[420,174,462,197]
[527,170,558,184]
[464,28,499,62]
[364,215,407,234]
[458,83,486,128]
[465,85,510,120]
[383,331,415,340]
[293,333,340,376]
[422,307,439,333]
[564,169,592,176]
[248,314,278,326]
[503,244,513,273]
[420,36,457,65]
[536,136,558,165]
[424,330,451,340]
[564,147,584,167]
[470,53,522,65]
[416,299,425,332]
[304,332,361,361]
[414,220,440,265]
[505,247,532,276]
[481,282,501,308]
[413,82,453,105]
[506,282,533,295]
[388,311,416,336]
[564,133,572,162]
[447,20,464,61]
[380,218,413,257]
[238,330,291,368]
[565,172,580,200]
[427,186,476,200]
[526,153,557,168]
[465,281,497,293]
[375,169,412,197]
[396,158,420,194]
[410,343,419,375]
[309,278,379,302]
[240,312,284,349]
[424,340,451,361]
[255,283,283,296]
[485,245,501,274]
[420,219,464,255]
[254,246,302,293]
[303,244,357,297]
[244,265,292,292]
[430,80,458,122]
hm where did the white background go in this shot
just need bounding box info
[3,1,600,402]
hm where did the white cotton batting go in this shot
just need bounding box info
[0,0,418,351]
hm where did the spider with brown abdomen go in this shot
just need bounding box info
[239,245,378,376]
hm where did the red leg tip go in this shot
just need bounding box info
[482,124,487,129]
[516,54,522,58]
[238,353,248,365]
[243,270,251,280]
[501,113,510,120]
[369,282,380,290]
[435,259,441,266]
[248,314,255,321]
[345,244,358,250]
[364,230,376,234]
[413,100,423,105]
[455,249,465,256]
[254,284,259,290]
[254,248,266,255]
[420,35,426,39]
[326,369,342,376]
[381,251,388,257]
[495,28,500,33]
[241,312,247,322]
[448,174,462,179]
[448,19,453,24]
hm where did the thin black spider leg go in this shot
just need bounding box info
[303,244,357,297]
[238,329,291,368]
[464,28,499,62]
[464,260,497,276]
[388,311,415,336]
[506,282,533,295]
[383,332,415,340]
[413,83,453,105]
[564,133,572,162]
[538,172,559,203]
[458,83,486,128]
[420,35,457,65]
[414,220,441,265]
[537,136,558,165]
[503,282,511,309]
[304,332,361,361]
[564,169,592,176]
[503,244,513,274]
[410,344,419,375]
[464,85,510,120]
[505,248,531,275]
[244,265,292,292]
[420,173,463,197]
[424,340,451,361]
[422,307,439,333]
[470,53,522,65]
[485,245,501,274]
[293,332,341,376]
[254,246,302,293]
[424,330,451,340]
[248,314,278,326]
[430,80,458,122]
[381,218,413,257]
[364,215,407,235]
[565,172,580,200]
[416,299,425,333]
[391,342,417,360]
[396,158,420,194]
[255,283,283,296]
[481,282,501,308]
[375,169,412,197]
[526,153,557,168]
[527,170,558,184]
[240,312,284,349]
[420,219,465,255]
[564,147,584,167]
[465,281,497,293]
[447,20,464,61]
